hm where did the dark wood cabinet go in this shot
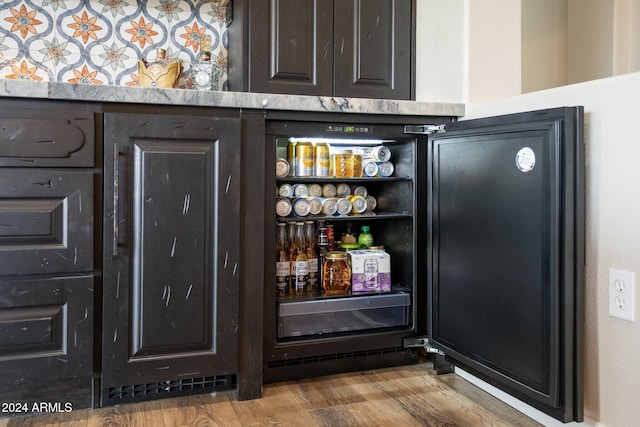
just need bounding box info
[101,110,241,406]
[0,275,94,409]
[231,0,414,100]
[334,0,413,99]
[0,104,96,412]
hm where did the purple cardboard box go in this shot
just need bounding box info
[349,249,391,293]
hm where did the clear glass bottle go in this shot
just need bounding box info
[291,222,309,296]
[317,225,329,282]
[275,223,289,297]
[305,221,318,292]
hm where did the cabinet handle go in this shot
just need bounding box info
[113,144,119,256]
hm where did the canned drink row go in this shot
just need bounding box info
[278,183,371,199]
[276,195,377,218]
[276,155,394,179]
[285,142,331,178]
[281,141,393,178]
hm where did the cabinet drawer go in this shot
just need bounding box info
[0,170,93,275]
[0,108,94,167]
[0,275,93,406]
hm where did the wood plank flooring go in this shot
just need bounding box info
[0,362,541,427]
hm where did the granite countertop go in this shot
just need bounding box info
[0,79,465,117]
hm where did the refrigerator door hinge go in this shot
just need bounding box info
[403,337,445,356]
[403,124,446,135]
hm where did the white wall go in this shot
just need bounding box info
[568,0,615,84]
[464,72,640,427]
[416,0,521,104]
[415,0,466,103]
[521,0,568,93]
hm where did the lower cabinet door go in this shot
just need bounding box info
[0,275,94,410]
[0,170,93,276]
[101,112,240,406]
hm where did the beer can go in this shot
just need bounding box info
[322,183,337,198]
[295,142,314,177]
[308,183,323,197]
[278,183,294,198]
[348,195,367,214]
[377,161,395,177]
[287,142,297,176]
[365,195,377,211]
[321,198,338,216]
[351,185,368,198]
[335,197,353,216]
[313,143,330,177]
[292,183,310,197]
[336,183,351,198]
[372,146,392,162]
[306,196,323,215]
[276,198,292,217]
[276,158,290,178]
[363,161,379,177]
[292,197,311,217]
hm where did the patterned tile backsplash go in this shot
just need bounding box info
[0,0,230,89]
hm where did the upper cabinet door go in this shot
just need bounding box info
[427,107,584,422]
[334,0,413,100]
[249,0,333,95]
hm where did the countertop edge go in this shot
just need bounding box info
[0,80,465,117]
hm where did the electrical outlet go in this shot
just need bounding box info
[609,268,635,322]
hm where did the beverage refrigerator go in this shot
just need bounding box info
[262,107,584,423]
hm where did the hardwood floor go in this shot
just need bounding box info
[0,362,541,427]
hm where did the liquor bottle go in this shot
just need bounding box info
[326,223,337,251]
[291,222,309,296]
[317,226,329,283]
[138,48,182,89]
[275,223,289,297]
[189,34,215,90]
[305,221,318,292]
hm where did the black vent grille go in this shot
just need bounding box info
[267,347,408,369]
[106,375,233,404]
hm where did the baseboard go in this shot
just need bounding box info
[454,368,601,427]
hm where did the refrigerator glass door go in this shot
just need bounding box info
[427,107,583,422]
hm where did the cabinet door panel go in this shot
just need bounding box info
[0,275,94,408]
[334,0,412,99]
[0,170,93,275]
[130,140,216,357]
[102,112,240,405]
[0,108,94,167]
[249,0,333,95]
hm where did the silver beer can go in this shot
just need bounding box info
[365,195,377,211]
[372,146,391,162]
[292,183,310,197]
[336,183,351,198]
[276,198,292,217]
[322,183,337,198]
[335,197,353,216]
[276,158,290,178]
[363,161,379,177]
[278,183,294,198]
[351,185,368,198]
[377,161,395,177]
[306,196,323,215]
[308,183,323,197]
[321,198,338,216]
[292,197,311,217]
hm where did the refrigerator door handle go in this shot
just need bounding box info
[404,124,446,134]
